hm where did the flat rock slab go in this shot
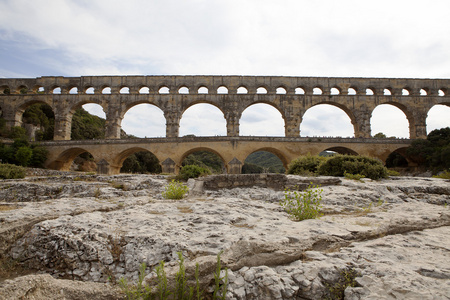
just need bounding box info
[0,174,449,299]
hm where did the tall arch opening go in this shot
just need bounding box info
[426,104,450,134]
[301,104,354,137]
[122,104,165,138]
[71,104,106,140]
[240,104,284,136]
[370,104,409,138]
[120,149,161,174]
[242,150,286,174]
[21,102,55,141]
[181,149,225,174]
[179,103,226,136]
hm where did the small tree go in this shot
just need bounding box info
[15,146,33,166]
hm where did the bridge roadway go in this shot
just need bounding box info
[40,136,412,174]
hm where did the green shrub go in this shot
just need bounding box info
[318,155,388,180]
[162,180,189,199]
[287,154,328,176]
[433,170,450,179]
[344,171,365,181]
[178,165,211,181]
[387,169,400,177]
[281,184,323,221]
[0,163,26,179]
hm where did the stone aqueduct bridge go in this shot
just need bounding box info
[0,75,449,174]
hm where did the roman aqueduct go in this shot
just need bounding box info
[0,75,448,174]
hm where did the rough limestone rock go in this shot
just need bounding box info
[0,174,449,299]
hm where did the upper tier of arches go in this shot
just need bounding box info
[1,76,449,141]
[1,75,448,97]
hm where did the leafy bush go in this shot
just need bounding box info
[281,184,323,221]
[344,171,365,181]
[407,127,450,172]
[162,180,189,199]
[178,165,211,181]
[0,163,26,179]
[433,170,450,179]
[287,154,329,176]
[318,155,388,180]
[387,169,400,177]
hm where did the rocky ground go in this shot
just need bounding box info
[0,172,449,299]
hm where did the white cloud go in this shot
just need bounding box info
[179,104,227,136]
[370,105,409,138]
[301,105,354,137]
[240,104,284,136]
[1,0,450,136]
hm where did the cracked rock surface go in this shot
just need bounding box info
[0,174,449,299]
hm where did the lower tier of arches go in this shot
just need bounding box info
[41,137,412,175]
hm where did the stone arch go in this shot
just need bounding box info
[85,86,95,94]
[139,86,150,94]
[0,85,10,94]
[237,86,248,94]
[217,86,228,94]
[112,147,162,173]
[179,102,226,136]
[426,103,450,134]
[158,86,170,94]
[243,147,289,171]
[46,147,96,171]
[240,102,285,136]
[256,86,268,94]
[370,103,412,138]
[323,146,358,156]
[178,86,189,94]
[102,86,112,94]
[276,87,287,94]
[301,102,355,137]
[15,99,54,126]
[385,147,410,168]
[66,100,108,140]
[197,86,208,94]
[121,102,166,137]
[313,87,323,95]
[178,147,226,172]
[120,86,130,94]
[330,87,340,95]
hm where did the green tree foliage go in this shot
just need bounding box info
[121,151,162,174]
[406,127,450,171]
[373,132,387,139]
[242,151,285,173]
[318,155,388,180]
[22,103,55,140]
[0,138,48,168]
[71,108,106,140]
[14,146,33,166]
[182,151,223,173]
[178,164,211,180]
[287,154,329,176]
[385,152,408,168]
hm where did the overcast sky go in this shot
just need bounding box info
[1,0,449,138]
